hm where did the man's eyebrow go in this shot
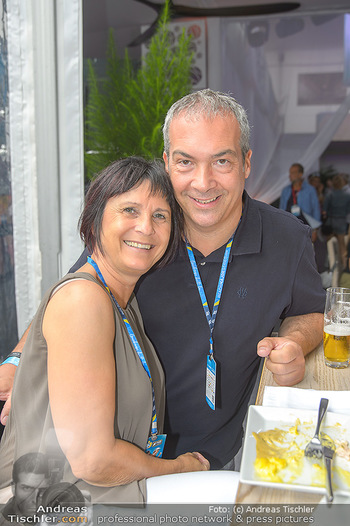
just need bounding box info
[172,150,194,159]
[172,149,238,159]
[212,149,238,159]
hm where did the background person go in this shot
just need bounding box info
[279,163,321,225]
[308,173,325,209]
[323,173,350,268]
[0,157,209,506]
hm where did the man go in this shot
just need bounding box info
[0,90,325,470]
[1,453,50,524]
[279,163,321,224]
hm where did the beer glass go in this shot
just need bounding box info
[323,287,350,368]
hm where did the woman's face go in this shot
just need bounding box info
[99,181,172,279]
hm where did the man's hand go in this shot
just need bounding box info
[257,313,324,387]
[0,363,15,425]
[257,336,305,386]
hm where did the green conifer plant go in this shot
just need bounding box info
[84,0,193,179]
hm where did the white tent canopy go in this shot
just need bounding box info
[7,0,84,337]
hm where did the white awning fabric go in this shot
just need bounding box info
[7,0,84,337]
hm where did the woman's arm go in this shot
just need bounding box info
[0,248,88,424]
[0,326,31,424]
[43,280,208,487]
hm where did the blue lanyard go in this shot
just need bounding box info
[186,223,240,355]
[186,238,232,355]
[87,256,159,437]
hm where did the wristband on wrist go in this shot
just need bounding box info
[1,351,21,367]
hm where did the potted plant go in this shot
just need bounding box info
[84,0,194,180]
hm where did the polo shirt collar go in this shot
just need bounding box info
[179,191,262,262]
[232,191,262,256]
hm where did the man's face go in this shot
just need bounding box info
[13,472,49,516]
[163,113,251,236]
[289,165,303,184]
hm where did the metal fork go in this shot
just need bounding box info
[304,398,329,458]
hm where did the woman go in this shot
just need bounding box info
[0,157,209,506]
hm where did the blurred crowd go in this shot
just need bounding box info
[309,171,350,287]
[279,164,350,288]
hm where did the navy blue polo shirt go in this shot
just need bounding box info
[135,193,326,469]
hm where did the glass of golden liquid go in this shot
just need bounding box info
[323,287,350,368]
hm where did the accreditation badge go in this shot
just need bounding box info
[145,434,166,457]
[291,204,301,216]
[206,354,217,410]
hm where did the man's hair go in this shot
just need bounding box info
[163,89,251,161]
[290,163,304,174]
[79,156,183,268]
[12,453,49,484]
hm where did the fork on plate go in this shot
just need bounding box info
[304,398,329,459]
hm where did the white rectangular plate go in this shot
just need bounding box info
[240,406,350,496]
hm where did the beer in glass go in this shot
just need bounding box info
[324,287,350,368]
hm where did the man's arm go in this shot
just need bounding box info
[278,312,323,354]
[257,312,323,386]
[0,326,30,425]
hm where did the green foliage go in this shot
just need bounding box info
[84,0,194,179]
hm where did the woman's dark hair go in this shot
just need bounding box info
[79,156,183,268]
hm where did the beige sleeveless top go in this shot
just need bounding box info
[0,273,165,504]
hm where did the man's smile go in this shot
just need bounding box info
[191,196,221,205]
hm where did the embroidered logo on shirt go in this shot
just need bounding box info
[237,287,248,299]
